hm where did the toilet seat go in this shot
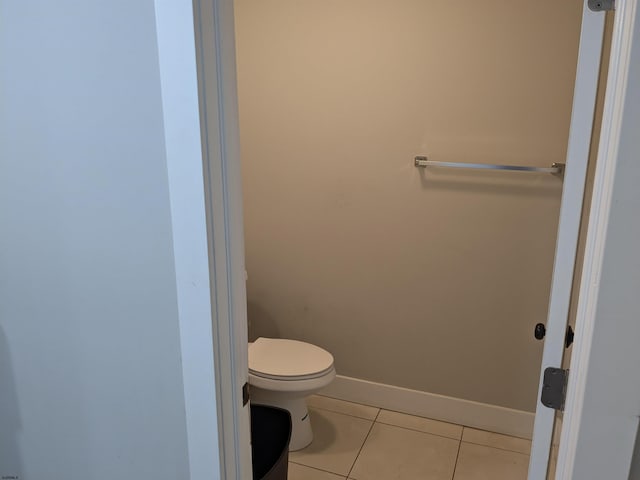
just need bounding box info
[250,365,335,381]
[249,337,334,381]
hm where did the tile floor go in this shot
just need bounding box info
[287,395,531,480]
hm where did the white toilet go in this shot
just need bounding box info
[248,337,336,451]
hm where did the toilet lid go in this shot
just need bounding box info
[249,338,334,378]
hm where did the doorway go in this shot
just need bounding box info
[193,0,612,478]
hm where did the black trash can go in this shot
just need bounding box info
[250,404,292,480]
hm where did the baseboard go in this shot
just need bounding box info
[320,375,534,439]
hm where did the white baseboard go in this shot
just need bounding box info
[320,375,534,439]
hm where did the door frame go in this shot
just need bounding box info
[156,0,252,478]
[186,0,640,478]
[191,0,253,478]
[556,0,640,477]
[528,3,607,478]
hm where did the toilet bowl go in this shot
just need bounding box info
[248,337,336,451]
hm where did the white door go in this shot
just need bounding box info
[528,2,608,478]
[555,0,640,476]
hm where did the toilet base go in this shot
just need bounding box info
[250,387,313,451]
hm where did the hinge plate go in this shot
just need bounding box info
[588,0,615,11]
[541,367,569,411]
[242,382,250,407]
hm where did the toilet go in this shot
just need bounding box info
[248,337,336,451]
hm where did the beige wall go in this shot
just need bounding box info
[235,0,582,412]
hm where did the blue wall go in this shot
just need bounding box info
[0,1,191,478]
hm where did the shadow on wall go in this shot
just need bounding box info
[247,301,281,342]
[0,326,23,479]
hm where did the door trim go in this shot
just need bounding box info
[528,3,607,477]
[557,0,640,477]
[155,0,225,477]
[193,0,252,478]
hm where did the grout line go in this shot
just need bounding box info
[310,401,464,442]
[460,427,531,455]
[374,419,462,442]
[309,396,381,420]
[462,425,531,441]
[288,460,346,477]
[450,438,463,480]
[317,394,381,410]
[316,396,532,441]
[311,403,465,443]
[321,397,532,441]
[378,406,449,420]
[309,404,380,422]
[346,409,380,479]
[460,440,531,456]
[309,404,531,455]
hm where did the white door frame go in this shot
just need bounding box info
[528,3,607,478]
[155,0,252,478]
[192,0,253,478]
[557,0,640,477]
[154,1,225,478]
[186,0,640,478]
[156,0,253,478]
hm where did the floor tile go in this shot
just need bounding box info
[308,395,380,421]
[376,409,463,440]
[289,408,373,476]
[453,442,529,480]
[350,422,459,480]
[288,462,346,480]
[462,428,531,454]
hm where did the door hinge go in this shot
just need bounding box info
[242,382,250,407]
[541,368,569,411]
[588,0,615,11]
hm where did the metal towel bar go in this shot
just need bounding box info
[414,156,565,175]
